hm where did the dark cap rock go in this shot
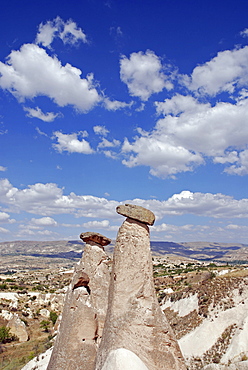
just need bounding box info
[116,204,155,226]
[80,232,111,246]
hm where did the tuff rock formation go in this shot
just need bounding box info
[95,205,186,370]
[7,313,29,342]
[47,232,111,370]
[116,203,155,225]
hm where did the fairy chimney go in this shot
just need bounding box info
[47,232,111,370]
[95,204,186,370]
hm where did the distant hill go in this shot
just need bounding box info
[150,241,248,263]
[0,240,248,271]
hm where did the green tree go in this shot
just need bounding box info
[0,326,11,343]
[40,320,50,333]
[49,311,58,325]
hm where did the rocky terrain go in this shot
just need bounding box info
[1,237,248,369]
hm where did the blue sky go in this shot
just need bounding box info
[0,0,248,243]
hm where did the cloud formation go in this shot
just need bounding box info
[0,43,100,112]
[24,106,60,122]
[186,46,248,96]
[36,16,87,48]
[122,91,248,177]
[53,131,94,154]
[120,50,173,101]
[0,179,247,220]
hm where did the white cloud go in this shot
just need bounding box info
[36,16,87,48]
[0,43,100,112]
[120,50,173,101]
[240,28,248,38]
[103,97,133,111]
[82,219,110,229]
[0,179,248,223]
[0,178,119,218]
[117,190,248,221]
[122,94,248,178]
[102,150,118,159]
[224,149,248,175]
[35,127,48,137]
[0,166,7,171]
[186,45,248,96]
[98,138,120,148]
[53,131,94,154]
[30,217,58,226]
[93,125,109,136]
[0,211,15,223]
[0,226,9,234]
[24,106,60,122]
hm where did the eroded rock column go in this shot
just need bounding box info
[95,204,186,370]
[47,232,111,370]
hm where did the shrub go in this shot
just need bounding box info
[49,311,58,325]
[40,320,50,332]
[0,326,16,343]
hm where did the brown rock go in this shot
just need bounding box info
[72,272,90,290]
[95,216,186,370]
[116,203,155,225]
[80,232,111,247]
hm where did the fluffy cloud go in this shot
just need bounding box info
[93,125,109,136]
[1,179,247,220]
[186,46,248,96]
[81,220,110,228]
[0,166,7,171]
[53,131,94,154]
[24,106,60,122]
[30,217,58,226]
[36,16,87,48]
[120,50,173,101]
[125,190,248,219]
[0,44,100,112]
[0,211,15,223]
[0,178,119,218]
[98,138,121,148]
[122,94,248,177]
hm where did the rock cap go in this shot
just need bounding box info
[116,204,155,226]
[80,232,111,246]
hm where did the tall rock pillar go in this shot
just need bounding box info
[95,204,186,370]
[47,232,111,370]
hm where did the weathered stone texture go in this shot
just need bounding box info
[7,314,29,342]
[47,235,111,370]
[95,217,186,370]
[116,204,155,225]
[80,232,111,247]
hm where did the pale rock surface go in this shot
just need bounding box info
[161,293,199,317]
[47,233,110,370]
[7,313,29,342]
[21,347,53,370]
[101,348,149,370]
[95,216,186,370]
[179,294,248,361]
[202,361,248,369]
[116,203,155,225]
[0,309,14,321]
[40,308,50,318]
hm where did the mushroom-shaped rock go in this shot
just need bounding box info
[116,204,155,226]
[80,232,111,247]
